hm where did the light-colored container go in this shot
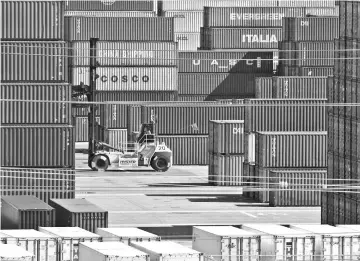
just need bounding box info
[163,11,203,33]
[72,67,178,92]
[192,226,261,261]
[255,77,273,98]
[65,11,157,17]
[130,241,203,261]
[64,0,155,11]
[279,65,334,77]
[0,244,35,261]
[208,154,245,186]
[305,7,339,16]
[244,132,256,164]
[1,41,68,82]
[174,33,200,51]
[96,228,160,244]
[241,224,316,261]
[209,120,244,154]
[278,0,335,7]
[79,242,149,261]
[0,229,58,261]
[201,28,282,49]
[71,41,178,67]
[105,129,128,150]
[290,224,360,261]
[65,17,174,41]
[38,227,102,261]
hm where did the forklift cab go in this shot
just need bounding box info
[137,123,155,145]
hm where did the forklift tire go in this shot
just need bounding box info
[91,155,109,171]
[151,156,170,172]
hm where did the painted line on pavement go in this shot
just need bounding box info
[240,211,257,218]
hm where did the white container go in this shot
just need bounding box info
[290,224,360,261]
[244,132,256,164]
[192,226,261,261]
[79,242,149,261]
[130,241,203,261]
[0,244,35,261]
[175,33,200,51]
[163,11,203,33]
[0,229,58,261]
[96,228,160,244]
[38,227,101,261]
[241,224,316,261]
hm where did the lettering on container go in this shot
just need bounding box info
[112,105,116,121]
[173,14,186,18]
[98,50,154,59]
[73,243,79,261]
[233,127,243,134]
[101,0,116,5]
[271,137,276,157]
[191,57,262,68]
[76,18,81,34]
[284,80,289,97]
[242,34,278,43]
[301,20,309,26]
[176,36,189,41]
[97,74,150,83]
[230,13,285,20]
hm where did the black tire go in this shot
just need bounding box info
[91,155,109,171]
[151,156,170,172]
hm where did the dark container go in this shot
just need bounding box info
[255,77,273,98]
[339,1,360,39]
[49,199,108,233]
[0,168,75,204]
[65,0,154,11]
[1,196,56,229]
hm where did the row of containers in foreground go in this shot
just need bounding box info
[2,224,360,261]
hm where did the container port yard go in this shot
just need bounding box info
[1,0,360,260]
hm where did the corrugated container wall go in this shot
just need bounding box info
[269,170,327,207]
[339,1,360,39]
[201,28,282,49]
[65,17,174,41]
[209,120,244,154]
[96,228,160,244]
[278,0,336,7]
[75,117,100,142]
[1,125,75,168]
[71,41,179,67]
[64,11,157,17]
[0,168,75,204]
[72,67,178,92]
[279,65,334,77]
[1,83,72,124]
[179,51,275,73]
[174,33,200,51]
[105,129,128,150]
[305,7,339,16]
[163,11,203,32]
[203,7,306,28]
[255,131,328,168]
[0,244,35,261]
[64,0,155,11]
[255,77,273,98]
[1,1,64,40]
[1,42,68,82]
[209,154,245,186]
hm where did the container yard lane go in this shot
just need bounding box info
[75,154,320,227]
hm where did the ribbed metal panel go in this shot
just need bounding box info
[178,95,208,102]
[106,129,128,149]
[208,154,245,186]
[65,17,174,41]
[1,125,75,168]
[279,65,334,77]
[71,41,178,67]
[201,28,282,49]
[179,73,273,95]
[278,0,335,7]
[255,131,328,168]
[64,1,154,11]
[339,1,360,39]
[75,117,100,142]
[255,77,273,98]
[127,105,142,141]
[204,7,305,27]
[1,1,64,40]
[0,168,75,204]
[175,33,200,51]
[65,11,157,17]
[305,7,339,16]
[209,120,244,154]
[179,51,275,73]
[164,11,203,33]
[269,169,327,206]
[1,41,68,82]
[72,67,178,91]
[1,83,72,124]
[157,136,208,165]
[244,99,327,132]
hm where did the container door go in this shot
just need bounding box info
[285,239,294,261]
[343,237,360,261]
[221,237,237,261]
[295,237,314,261]
[47,239,57,261]
[275,238,285,261]
[62,239,72,261]
[323,237,340,261]
[304,238,314,261]
[242,237,260,261]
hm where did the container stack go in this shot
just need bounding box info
[1,1,75,204]
[322,0,360,225]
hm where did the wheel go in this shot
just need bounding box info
[91,155,109,171]
[151,156,170,172]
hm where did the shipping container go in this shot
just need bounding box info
[72,67,178,91]
[1,41,68,82]
[272,76,327,98]
[1,125,74,168]
[163,11,203,32]
[96,228,160,244]
[204,7,305,28]
[49,199,108,233]
[209,120,244,154]
[79,242,149,261]
[75,117,100,142]
[289,225,360,261]
[0,244,35,261]
[178,95,208,102]
[71,41,178,67]
[208,154,245,186]
[0,167,75,204]
[157,136,208,165]
[105,129,127,151]
[179,50,275,73]
[255,77,273,98]
[1,196,55,230]
[279,0,336,7]
[65,17,174,41]
[279,65,334,76]
[201,27,282,49]
[0,229,58,261]
[241,161,255,198]
[174,32,200,51]
[339,1,360,39]
[64,1,155,11]
[321,192,328,224]
[244,99,327,133]
[1,1,64,40]
[130,241,203,261]
[65,11,157,17]
[244,133,256,164]
[192,226,261,261]
[38,227,102,261]
[269,169,327,206]
[282,17,339,41]
[305,7,339,16]
[240,224,316,261]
